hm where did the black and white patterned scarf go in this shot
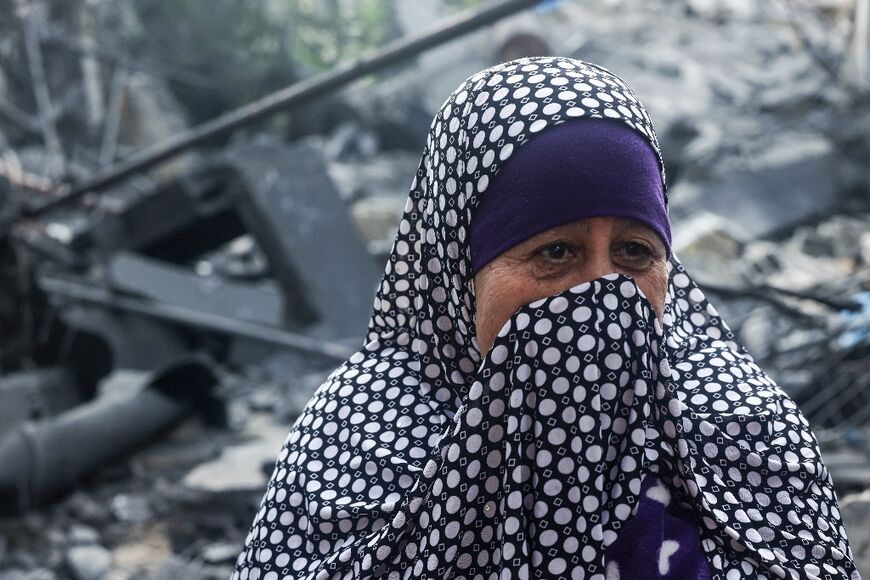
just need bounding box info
[232,57,859,580]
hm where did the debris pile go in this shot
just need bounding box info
[0,0,868,578]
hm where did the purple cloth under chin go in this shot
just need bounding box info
[606,474,712,580]
[469,119,671,273]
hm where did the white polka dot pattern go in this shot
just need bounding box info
[232,57,859,579]
[661,260,859,579]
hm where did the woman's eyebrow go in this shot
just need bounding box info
[615,218,659,236]
[545,221,592,237]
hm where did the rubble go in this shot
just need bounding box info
[182,416,287,496]
[0,0,868,578]
[841,489,870,575]
[65,545,112,580]
[109,495,152,525]
[0,358,219,515]
[677,133,841,239]
[0,570,57,580]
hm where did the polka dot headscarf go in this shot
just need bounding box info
[233,57,859,579]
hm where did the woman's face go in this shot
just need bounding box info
[473,216,668,354]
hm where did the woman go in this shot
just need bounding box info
[233,57,860,579]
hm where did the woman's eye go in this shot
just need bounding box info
[537,242,573,262]
[614,241,654,269]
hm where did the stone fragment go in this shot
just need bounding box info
[350,195,406,255]
[110,525,173,578]
[146,555,206,580]
[671,211,745,286]
[67,493,112,526]
[65,545,112,580]
[0,570,57,580]
[67,524,100,545]
[183,418,287,495]
[110,494,153,524]
[200,542,241,564]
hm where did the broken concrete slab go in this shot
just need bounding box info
[671,134,841,240]
[182,417,287,495]
[672,210,747,286]
[108,251,285,328]
[225,139,381,339]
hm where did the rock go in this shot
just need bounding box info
[246,390,279,413]
[671,210,746,285]
[67,493,113,526]
[200,542,240,564]
[741,241,782,279]
[795,226,838,258]
[815,215,870,260]
[47,527,66,547]
[686,0,761,19]
[133,423,224,473]
[68,524,100,545]
[4,542,40,569]
[350,195,406,247]
[110,525,173,578]
[0,571,57,580]
[145,555,206,580]
[323,122,379,161]
[65,545,112,580]
[182,417,287,495]
[110,494,153,524]
[740,234,854,293]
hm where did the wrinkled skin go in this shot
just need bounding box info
[473,216,668,353]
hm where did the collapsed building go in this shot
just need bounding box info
[0,0,868,578]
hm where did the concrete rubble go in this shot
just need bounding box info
[0,0,869,578]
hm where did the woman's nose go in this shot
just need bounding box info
[577,244,615,281]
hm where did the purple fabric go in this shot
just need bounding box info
[469,118,671,273]
[605,475,712,580]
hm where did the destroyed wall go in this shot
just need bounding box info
[0,0,869,578]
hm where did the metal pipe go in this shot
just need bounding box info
[0,358,217,514]
[27,0,542,215]
[0,368,84,437]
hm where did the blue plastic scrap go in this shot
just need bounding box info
[838,291,870,349]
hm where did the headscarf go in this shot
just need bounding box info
[469,118,670,271]
[232,57,859,580]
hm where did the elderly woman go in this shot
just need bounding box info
[233,57,860,579]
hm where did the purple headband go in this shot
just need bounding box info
[469,119,671,273]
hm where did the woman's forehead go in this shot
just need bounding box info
[504,217,665,248]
